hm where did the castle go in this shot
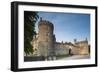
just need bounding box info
[29,18,90,60]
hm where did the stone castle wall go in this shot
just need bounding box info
[37,19,55,57]
[31,19,89,57]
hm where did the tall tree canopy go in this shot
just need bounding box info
[24,11,39,55]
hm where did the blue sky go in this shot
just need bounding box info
[35,12,90,43]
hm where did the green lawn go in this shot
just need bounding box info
[56,54,71,60]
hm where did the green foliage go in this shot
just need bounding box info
[24,11,39,55]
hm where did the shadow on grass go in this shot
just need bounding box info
[24,56,45,62]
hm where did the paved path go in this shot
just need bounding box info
[60,55,90,60]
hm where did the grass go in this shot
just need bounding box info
[56,54,71,60]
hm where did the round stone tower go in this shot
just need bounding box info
[38,18,55,60]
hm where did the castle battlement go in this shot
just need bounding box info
[38,19,54,30]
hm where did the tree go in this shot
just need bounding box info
[24,11,39,56]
